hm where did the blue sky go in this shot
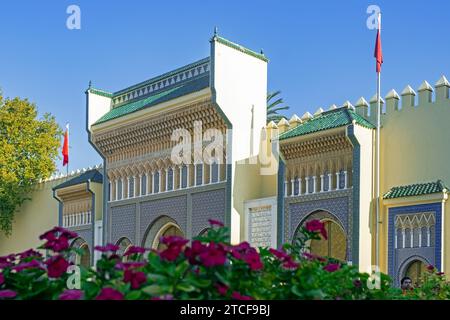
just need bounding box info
[1,0,449,173]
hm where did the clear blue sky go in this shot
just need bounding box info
[1,0,449,173]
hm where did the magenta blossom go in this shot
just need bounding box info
[46,255,70,278]
[184,240,207,265]
[0,290,17,299]
[123,246,147,256]
[199,243,227,267]
[231,291,253,300]
[282,259,300,270]
[39,227,77,241]
[115,261,147,270]
[95,244,120,253]
[243,249,263,271]
[17,249,42,260]
[59,289,84,300]
[323,263,340,272]
[269,248,289,260]
[302,252,326,262]
[215,283,229,296]
[305,220,328,240]
[124,269,147,289]
[208,219,224,227]
[0,273,4,285]
[12,260,45,272]
[160,236,189,247]
[96,288,124,300]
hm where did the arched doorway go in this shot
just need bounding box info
[70,238,91,267]
[404,259,427,287]
[116,237,132,260]
[294,211,347,261]
[142,216,185,250]
[309,220,346,260]
[153,223,184,250]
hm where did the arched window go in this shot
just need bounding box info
[118,179,123,200]
[338,170,345,189]
[70,238,91,268]
[129,177,135,198]
[153,171,160,193]
[196,163,203,186]
[167,168,174,191]
[211,162,219,183]
[141,174,147,195]
[181,165,188,188]
[116,237,133,261]
[308,177,314,194]
[404,259,427,287]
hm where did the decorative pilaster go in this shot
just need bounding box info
[335,172,340,190]
[320,175,324,192]
[291,179,295,196]
[344,171,348,189]
[305,177,310,193]
[312,176,317,193]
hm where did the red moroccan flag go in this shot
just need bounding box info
[374,14,383,73]
[62,124,69,166]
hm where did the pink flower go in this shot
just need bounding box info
[39,227,77,242]
[0,290,17,299]
[305,219,328,240]
[95,288,124,300]
[59,289,83,300]
[215,283,229,296]
[427,264,435,272]
[243,249,263,271]
[12,259,45,272]
[282,259,299,270]
[160,236,189,247]
[124,269,147,289]
[95,244,120,253]
[115,261,147,270]
[208,219,224,227]
[199,243,227,267]
[184,240,207,265]
[123,246,147,256]
[302,252,326,262]
[323,263,340,272]
[230,242,251,259]
[160,245,183,262]
[231,291,253,300]
[46,255,69,278]
[0,273,4,285]
[17,249,42,260]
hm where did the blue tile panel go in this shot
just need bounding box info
[110,204,137,244]
[191,189,226,236]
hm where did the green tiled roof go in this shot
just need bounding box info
[279,107,375,140]
[93,75,209,125]
[88,88,113,98]
[53,169,103,190]
[214,36,268,62]
[383,180,448,199]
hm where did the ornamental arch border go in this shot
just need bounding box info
[141,215,184,249]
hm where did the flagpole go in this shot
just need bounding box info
[375,13,382,269]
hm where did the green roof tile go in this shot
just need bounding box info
[93,75,209,125]
[88,88,113,98]
[278,107,375,140]
[214,36,268,62]
[383,180,448,199]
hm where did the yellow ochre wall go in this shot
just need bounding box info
[0,179,60,255]
[376,78,450,274]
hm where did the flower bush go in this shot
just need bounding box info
[1,220,449,300]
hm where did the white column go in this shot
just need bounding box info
[328,173,332,191]
[165,168,169,192]
[284,181,288,197]
[151,172,155,194]
[410,229,414,248]
[427,227,431,247]
[298,178,302,195]
[115,179,119,200]
[305,177,310,193]
[394,230,398,249]
[209,164,213,184]
[320,175,324,192]
[344,171,348,189]
[291,179,295,196]
[312,176,317,194]
[335,172,340,190]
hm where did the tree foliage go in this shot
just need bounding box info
[0,93,61,234]
[267,90,289,123]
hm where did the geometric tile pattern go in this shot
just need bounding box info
[110,204,136,245]
[191,189,226,236]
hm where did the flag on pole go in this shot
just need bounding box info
[374,13,383,73]
[62,123,69,166]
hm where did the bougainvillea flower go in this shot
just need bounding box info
[323,263,340,272]
[59,289,84,300]
[124,269,147,289]
[269,248,290,260]
[208,219,224,227]
[243,249,263,271]
[94,244,120,253]
[12,259,45,272]
[0,290,17,299]
[17,249,43,260]
[199,243,227,267]
[305,219,328,240]
[215,283,229,296]
[231,291,253,300]
[95,288,124,300]
[123,246,147,256]
[45,255,69,278]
